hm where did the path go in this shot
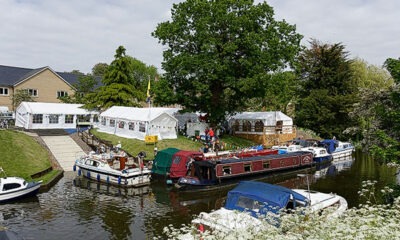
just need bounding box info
[40,135,87,172]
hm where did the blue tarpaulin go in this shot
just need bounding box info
[225,181,308,216]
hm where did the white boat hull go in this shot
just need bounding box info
[331,148,354,159]
[0,182,41,202]
[78,166,151,187]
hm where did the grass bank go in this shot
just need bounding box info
[91,129,257,160]
[0,130,61,182]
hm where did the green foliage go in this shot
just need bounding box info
[244,71,298,113]
[295,40,358,139]
[83,46,144,110]
[349,56,400,163]
[152,0,302,125]
[92,62,109,76]
[11,89,35,109]
[384,57,400,83]
[58,74,99,104]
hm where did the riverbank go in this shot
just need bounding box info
[0,129,63,187]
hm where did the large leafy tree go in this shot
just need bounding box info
[83,46,143,110]
[346,59,394,146]
[152,0,302,125]
[295,40,358,139]
[244,71,297,113]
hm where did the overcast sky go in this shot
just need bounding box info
[1,0,399,74]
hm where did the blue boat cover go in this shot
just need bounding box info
[319,139,337,154]
[225,181,308,216]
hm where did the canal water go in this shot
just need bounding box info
[0,151,397,240]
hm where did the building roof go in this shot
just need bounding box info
[0,65,80,87]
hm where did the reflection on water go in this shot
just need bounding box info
[0,151,397,239]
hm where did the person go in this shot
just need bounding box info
[115,141,122,151]
[209,128,215,142]
[204,127,210,142]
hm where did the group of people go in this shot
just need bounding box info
[202,127,221,154]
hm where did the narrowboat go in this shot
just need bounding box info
[175,151,313,190]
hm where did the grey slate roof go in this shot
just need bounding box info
[0,65,79,87]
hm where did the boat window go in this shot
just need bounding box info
[3,183,21,191]
[263,161,270,169]
[244,163,252,172]
[236,196,263,211]
[222,166,231,175]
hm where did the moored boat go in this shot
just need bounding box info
[191,181,347,234]
[0,168,42,202]
[319,139,354,159]
[301,146,332,163]
[175,151,313,190]
[74,151,151,187]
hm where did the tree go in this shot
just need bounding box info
[83,46,143,110]
[11,89,34,109]
[295,40,358,139]
[244,71,298,113]
[152,0,302,125]
[346,59,394,145]
[92,63,109,76]
[384,58,400,83]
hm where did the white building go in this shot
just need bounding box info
[15,102,98,129]
[96,106,179,141]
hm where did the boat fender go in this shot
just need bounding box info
[87,171,91,178]
[97,174,100,182]
[118,176,122,184]
[78,169,81,176]
[166,179,173,185]
[73,165,76,172]
[106,176,110,184]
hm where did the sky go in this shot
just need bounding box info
[0,0,399,74]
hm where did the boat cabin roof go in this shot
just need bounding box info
[225,181,308,215]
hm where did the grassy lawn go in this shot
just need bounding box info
[0,130,55,182]
[91,129,257,160]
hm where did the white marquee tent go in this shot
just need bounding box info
[229,111,293,134]
[15,102,98,129]
[96,106,179,141]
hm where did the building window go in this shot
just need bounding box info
[139,122,145,132]
[109,119,115,127]
[255,120,264,132]
[0,87,9,96]
[26,89,38,97]
[57,91,68,98]
[65,115,74,124]
[32,114,43,124]
[49,114,59,124]
[101,117,106,126]
[118,121,125,129]
[128,122,135,131]
[242,120,252,132]
[234,120,240,132]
